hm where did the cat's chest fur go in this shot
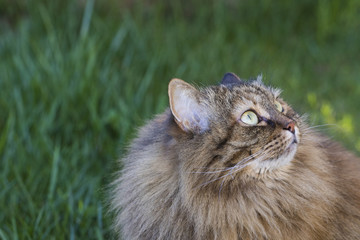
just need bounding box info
[169,139,339,239]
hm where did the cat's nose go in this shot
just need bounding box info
[284,121,295,134]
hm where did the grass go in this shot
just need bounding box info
[0,0,360,238]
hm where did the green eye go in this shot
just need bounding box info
[274,100,284,112]
[240,111,258,125]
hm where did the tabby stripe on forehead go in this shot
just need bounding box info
[252,85,272,98]
[244,86,272,101]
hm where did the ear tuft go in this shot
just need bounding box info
[221,72,242,85]
[168,78,209,133]
[255,74,263,84]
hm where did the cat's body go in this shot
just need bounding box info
[111,73,360,239]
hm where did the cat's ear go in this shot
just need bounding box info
[168,79,209,133]
[221,72,242,85]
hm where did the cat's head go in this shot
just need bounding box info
[168,73,303,179]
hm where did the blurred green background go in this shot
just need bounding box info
[1,0,359,238]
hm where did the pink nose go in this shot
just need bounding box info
[284,121,295,134]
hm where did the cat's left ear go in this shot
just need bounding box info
[221,72,242,85]
[168,79,209,133]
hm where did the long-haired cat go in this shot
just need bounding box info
[110,73,360,239]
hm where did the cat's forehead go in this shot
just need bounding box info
[231,80,281,101]
[233,84,277,118]
[203,80,283,119]
[201,79,282,105]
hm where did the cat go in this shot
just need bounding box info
[110,73,360,240]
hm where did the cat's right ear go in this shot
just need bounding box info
[168,79,209,133]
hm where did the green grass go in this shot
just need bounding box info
[1,0,360,238]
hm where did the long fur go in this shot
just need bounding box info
[110,78,360,240]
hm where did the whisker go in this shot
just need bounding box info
[190,169,233,174]
[189,151,263,174]
[197,161,255,189]
[196,151,268,188]
[233,150,263,168]
[228,151,269,176]
[301,124,338,132]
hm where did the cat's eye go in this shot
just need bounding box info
[274,100,284,112]
[240,111,259,125]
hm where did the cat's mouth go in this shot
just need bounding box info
[288,134,298,147]
[289,126,300,146]
[284,138,298,155]
[278,127,300,158]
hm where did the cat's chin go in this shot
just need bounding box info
[250,138,298,174]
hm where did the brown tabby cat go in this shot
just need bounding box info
[110,73,360,240]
